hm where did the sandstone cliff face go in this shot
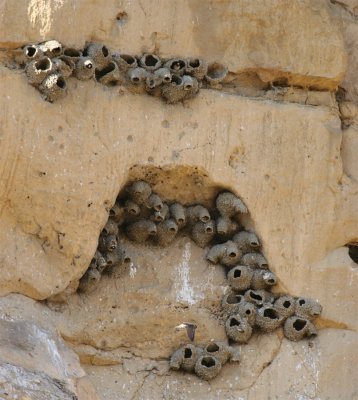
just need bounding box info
[0,1,357,399]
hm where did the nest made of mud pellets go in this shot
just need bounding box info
[77,178,322,381]
[16,40,230,103]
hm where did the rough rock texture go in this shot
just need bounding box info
[0,364,77,400]
[60,238,228,358]
[1,69,357,300]
[0,309,99,399]
[331,0,358,103]
[0,1,358,399]
[341,125,358,181]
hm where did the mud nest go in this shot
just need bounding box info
[79,179,322,381]
[13,40,229,103]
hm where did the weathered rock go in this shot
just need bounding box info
[333,0,358,16]
[0,319,83,385]
[248,329,358,400]
[331,0,358,103]
[0,363,78,400]
[0,308,99,399]
[341,125,358,181]
[0,362,99,399]
[281,247,358,331]
[81,333,282,399]
[1,65,357,299]
[58,238,227,358]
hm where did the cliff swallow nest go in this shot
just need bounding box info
[13,40,229,103]
[79,179,322,381]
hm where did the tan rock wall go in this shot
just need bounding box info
[1,70,356,300]
[0,1,357,399]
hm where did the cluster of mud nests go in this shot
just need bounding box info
[80,179,322,381]
[13,40,228,103]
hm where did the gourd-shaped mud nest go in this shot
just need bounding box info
[79,179,322,381]
[12,40,229,103]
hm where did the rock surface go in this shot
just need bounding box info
[331,0,358,103]
[0,1,357,399]
[0,309,99,399]
[341,125,358,181]
[0,363,77,400]
[1,68,357,300]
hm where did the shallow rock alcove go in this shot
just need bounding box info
[56,165,321,382]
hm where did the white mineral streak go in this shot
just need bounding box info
[175,242,195,305]
[27,0,64,37]
[175,241,205,305]
[129,263,137,278]
[294,341,321,400]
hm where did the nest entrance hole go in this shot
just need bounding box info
[52,47,61,56]
[35,58,51,71]
[144,55,159,67]
[184,348,192,358]
[96,62,116,80]
[170,60,185,70]
[293,319,307,331]
[189,59,200,68]
[26,46,37,57]
[171,75,182,85]
[101,46,109,57]
[233,269,241,278]
[57,77,66,89]
[121,54,136,65]
[201,357,216,368]
[229,318,240,327]
[206,343,219,353]
[249,292,262,302]
[263,308,278,319]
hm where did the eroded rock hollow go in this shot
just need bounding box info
[78,174,321,382]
